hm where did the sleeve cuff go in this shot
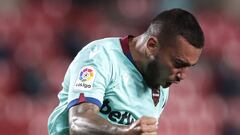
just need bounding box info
[67,93,102,110]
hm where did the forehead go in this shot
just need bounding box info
[166,36,202,64]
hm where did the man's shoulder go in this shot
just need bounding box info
[83,37,125,59]
[71,37,124,68]
[89,37,121,48]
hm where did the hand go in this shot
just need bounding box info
[123,116,158,135]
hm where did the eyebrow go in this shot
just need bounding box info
[176,58,197,67]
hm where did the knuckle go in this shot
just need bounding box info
[140,124,146,131]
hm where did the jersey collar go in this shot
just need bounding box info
[119,35,136,66]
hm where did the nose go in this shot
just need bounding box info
[176,68,187,81]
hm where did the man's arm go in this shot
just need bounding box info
[69,103,158,135]
[69,103,127,135]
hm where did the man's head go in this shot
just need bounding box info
[141,8,204,88]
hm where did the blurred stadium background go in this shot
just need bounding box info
[0,0,240,135]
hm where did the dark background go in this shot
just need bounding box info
[0,0,239,134]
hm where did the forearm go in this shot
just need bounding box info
[69,103,157,135]
[69,104,128,135]
[69,113,128,135]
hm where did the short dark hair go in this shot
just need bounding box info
[146,8,204,48]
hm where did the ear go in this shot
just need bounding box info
[146,36,159,57]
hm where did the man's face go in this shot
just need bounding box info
[144,35,202,88]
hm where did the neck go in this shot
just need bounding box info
[128,34,149,73]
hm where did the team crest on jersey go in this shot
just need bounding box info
[74,66,96,90]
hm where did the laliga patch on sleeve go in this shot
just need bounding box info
[74,66,96,90]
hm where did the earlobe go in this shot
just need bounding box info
[145,49,155,60]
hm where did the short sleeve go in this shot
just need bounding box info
[67,44,111,109]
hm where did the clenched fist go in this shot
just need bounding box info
[123,116,158,135]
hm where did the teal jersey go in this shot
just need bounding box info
[48,36,169,135]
